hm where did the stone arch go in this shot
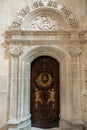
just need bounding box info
[22,45,70,62]
[19,45,72,128]
[9,0,78,30]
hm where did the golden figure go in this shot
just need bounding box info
[47,88,55,108]
[35,88,43,109]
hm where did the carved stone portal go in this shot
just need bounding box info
[4,0,86,130]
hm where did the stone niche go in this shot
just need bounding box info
[4,0,87,130]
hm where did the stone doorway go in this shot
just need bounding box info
[4,0,85,130]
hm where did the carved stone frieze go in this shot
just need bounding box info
[9,43,23,57]
[69,46,82,56]
[5,30,86,45]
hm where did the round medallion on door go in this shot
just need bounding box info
[35,72,55,89]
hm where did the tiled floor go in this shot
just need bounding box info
[31,127,59,130]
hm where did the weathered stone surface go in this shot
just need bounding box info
[0,0,87,130]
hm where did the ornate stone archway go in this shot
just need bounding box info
[4,0,86,130]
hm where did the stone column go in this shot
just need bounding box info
[69,46,84,130]
[7,43,22,128]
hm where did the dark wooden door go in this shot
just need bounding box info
[30,56,60,128]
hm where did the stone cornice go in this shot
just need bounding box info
[5,30,87,45]
[5,29,86,35]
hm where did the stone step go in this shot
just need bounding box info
[31,127,60,130]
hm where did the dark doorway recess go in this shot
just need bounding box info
[30,56,60,128]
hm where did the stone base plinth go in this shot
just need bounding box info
[59,119,84,130]
[7,119,31,130]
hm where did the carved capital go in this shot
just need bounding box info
[9,43,23,57]
[69,46,82,56]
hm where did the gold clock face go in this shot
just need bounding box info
[36,72,54,88]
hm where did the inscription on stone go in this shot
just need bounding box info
[9,0,78,30]
[48,0,58,8]
[32,1,44,9]
[60,7,78,28]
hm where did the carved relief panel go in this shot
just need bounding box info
[30,56,60,128]
[23,15,62,31]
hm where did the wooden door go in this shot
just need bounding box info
[30,56,60,128]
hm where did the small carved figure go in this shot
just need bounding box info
[47,88,55,108]
[35,88,43,108]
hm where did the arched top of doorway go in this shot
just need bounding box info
[8,0,78,31]
[21,45,70,64]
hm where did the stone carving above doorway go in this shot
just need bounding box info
[8,0,78,30]
[23,15,60,31]
[21,15,64,31]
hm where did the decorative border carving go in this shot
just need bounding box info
[5,30,86,45]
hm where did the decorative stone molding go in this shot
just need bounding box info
[82,65,87,112]
[5,30,87,45]
[69,46,82,56]
[9,43,23,57]
[81,90,87,113]
[8,0,78,30]
[0,45,5,58]
[7,57,20,125]
[4,1,86,130]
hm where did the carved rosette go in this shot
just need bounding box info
[69,46,82,56]
[9,43,23,57]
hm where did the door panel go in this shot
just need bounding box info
[30,56,60,128]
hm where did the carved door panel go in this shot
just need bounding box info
[30,56,60,128]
